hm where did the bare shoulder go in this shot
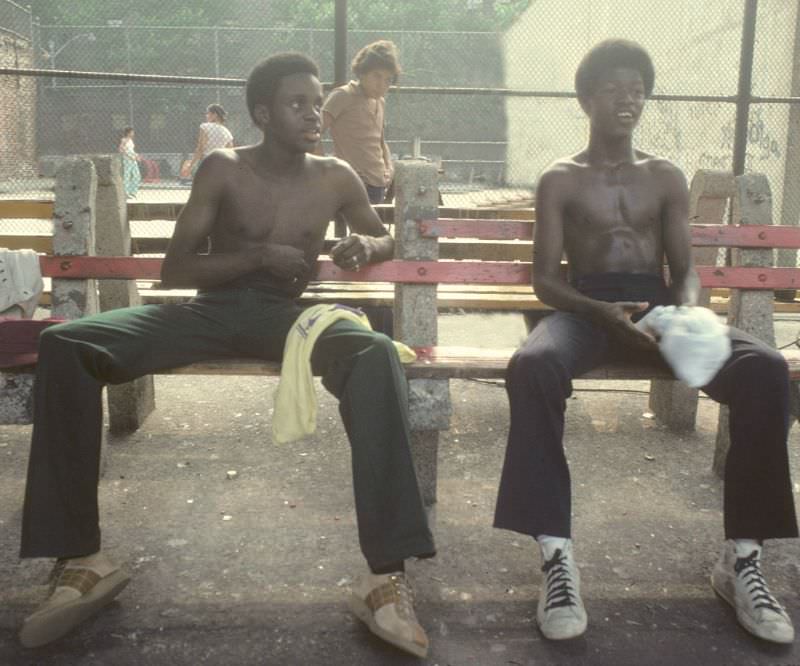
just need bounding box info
[638,152,687,184]
[207,145,273,178]
[325,86,349,101]
[328,85,355,101]
[307,153,360,185]
[196,147,241,175]
[321,86,353,113]
[537,154,585,195]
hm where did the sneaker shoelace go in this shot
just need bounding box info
[388,573,416,621]
[542,548,578,611]
[47,559,68,594]
[734,550,785,615]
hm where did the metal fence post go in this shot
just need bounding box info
[776,5,800,301]
[731,0,758,177]
[334,0,347,87]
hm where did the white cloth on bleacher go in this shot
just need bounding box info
[635,305,731,388]
[0,249,44,319]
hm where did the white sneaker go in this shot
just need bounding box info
[537,540,587,640]
[19,556,130,648]
[711,540,795,644]
[349,571,429,657]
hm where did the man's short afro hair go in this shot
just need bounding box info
[574,39,655,102]
[246,52,320,123]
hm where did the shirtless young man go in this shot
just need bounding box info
[18,53,434,657]
[493,40,797,644]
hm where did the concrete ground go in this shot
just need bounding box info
[1,312,799,666]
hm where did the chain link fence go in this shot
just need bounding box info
[1,0,798,238]
[0,0,30,40]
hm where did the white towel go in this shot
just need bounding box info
[0,249,44,319]
[636,305,732,388]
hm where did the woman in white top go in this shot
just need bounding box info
[186,104,234,175]
[118,126,141,198]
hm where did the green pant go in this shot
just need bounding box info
[21,287,435,570]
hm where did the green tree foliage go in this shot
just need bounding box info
[347,0,530,31]
[28,0,529,82]
[29,0,529,31]
[28,1,229,27]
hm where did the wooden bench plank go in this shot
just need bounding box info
[0,235,52,252]
[134,222,800,253]
[421,218,534,240]
[691,223,800,248]
[0,200,53,219]
[135,286,782,316]
[119,202,536,223]
[0,234,534,262]
[421,219,800,248]
[38,255,800,290]
[8,224,800,262]
[695,266,800,289]
[6,345,798,381]
[143,347,800,381]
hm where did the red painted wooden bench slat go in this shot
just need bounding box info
[39,255,800,290]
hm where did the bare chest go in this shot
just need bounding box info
[565,169,663,241]
[214,173,337,246]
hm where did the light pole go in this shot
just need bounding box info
[46,32,96,87]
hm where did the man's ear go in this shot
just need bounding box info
[253,103,270,127]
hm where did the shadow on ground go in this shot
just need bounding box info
[1,313,799,665]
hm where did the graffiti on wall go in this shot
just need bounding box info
[700,107,783,169]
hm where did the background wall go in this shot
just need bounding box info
[0,30,36,179]
[503,0,798,224]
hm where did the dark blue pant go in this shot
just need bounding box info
[494,310,798,541]
[365,184,386,205]
[20,287,435,570]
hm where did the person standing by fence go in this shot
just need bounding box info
[117,127,141,198]
[182,103,234,178]
[320,40,399,205]
[319,41,400,336]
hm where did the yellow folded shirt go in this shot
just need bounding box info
[272,304,416,444]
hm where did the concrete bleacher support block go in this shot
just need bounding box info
[649,170,735,432]
[713,173,776,478]
[408,379,451,431]
[394,160,445,508]
[51,159,108,470]
[91,154,155,434]
[52,158,99,319]
[647,383,699,432]
[0,372,35,423]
